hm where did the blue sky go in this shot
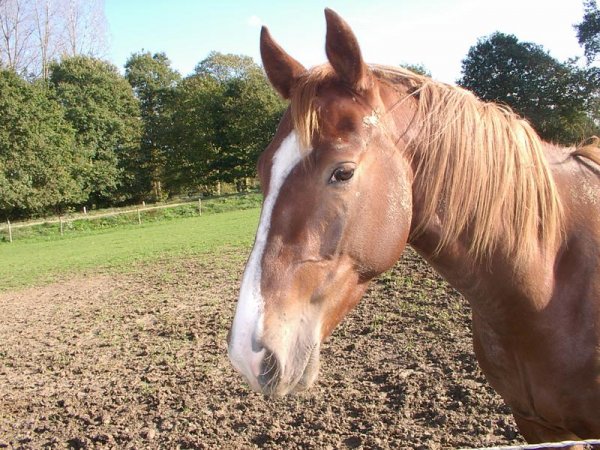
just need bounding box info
[105,0,587,84]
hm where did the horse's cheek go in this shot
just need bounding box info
[347,211,410,279]
[353,179,412,276]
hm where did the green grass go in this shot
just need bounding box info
[1,192,262,242]
[0,208,260,291]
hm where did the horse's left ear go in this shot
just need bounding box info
[324,8,371,91]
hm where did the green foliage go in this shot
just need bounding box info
[168,52,286,193]
[50,56,142,206]
[0,49,282,221]
[125,52,181,201]
[0,70,85,219]
[217,67,287,184]
[167,74,222,192]
[575,0,600,64]
[399,63,431,77]
[194,52,261,83]
[458,32,599,144]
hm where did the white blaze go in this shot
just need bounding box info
[228,132,304,388]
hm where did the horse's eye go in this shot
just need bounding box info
[329,166,355,184]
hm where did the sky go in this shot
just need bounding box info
[105,0,588,84]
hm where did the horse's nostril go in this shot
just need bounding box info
[258,348,280,390]
[251,334,264,353]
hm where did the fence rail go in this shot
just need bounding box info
[1,199,202,242]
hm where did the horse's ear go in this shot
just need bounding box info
[324,8,370,91]
[260,26,306,100]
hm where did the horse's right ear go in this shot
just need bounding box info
[260,26,306,100]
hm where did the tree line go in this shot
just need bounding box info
[0,0,598,220]
[0,50,285,220]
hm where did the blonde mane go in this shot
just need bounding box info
[290,64,564,265]
[290,65,336,149]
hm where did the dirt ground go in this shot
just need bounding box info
[0,248,523,449]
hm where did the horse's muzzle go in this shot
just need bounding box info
[229,337,321,398]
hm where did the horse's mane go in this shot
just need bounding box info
[290,64,563,265]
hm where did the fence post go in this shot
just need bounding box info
[83,206,87,215]
[59,216,64,235]
[198,198,202,215]
[137,208,142,225]
[7,219,12,243]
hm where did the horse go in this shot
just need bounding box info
[227,8,600,445]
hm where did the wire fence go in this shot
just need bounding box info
[464,438,600,450]
[0,199,203,243]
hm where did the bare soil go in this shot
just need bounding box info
[0,248,523,449]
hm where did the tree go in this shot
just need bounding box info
[458,32,599,144]
[125,51,180,200]
[399,62,431,77]
[0,0,108,78]
[167,74,222,193]
[0,69,84,219]
[169,52,285,194]
[62,0,107,58]
[216,68,287,188]
[195,51,260,83]
[195,52,286,188]
[575,0,600,64]
[32,0,62,80]
[50,56,141,206]
[0,0,34,75]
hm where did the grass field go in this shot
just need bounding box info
[0,192,262,242]
[0,207,259,291]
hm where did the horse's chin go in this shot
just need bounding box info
[263,344,321,398]
[295,344,321,391]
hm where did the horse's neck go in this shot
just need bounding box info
[404,142,573,325]
[408,219,555,329]
[407,140,600,339]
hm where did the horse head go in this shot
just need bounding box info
[227,9,415,396]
